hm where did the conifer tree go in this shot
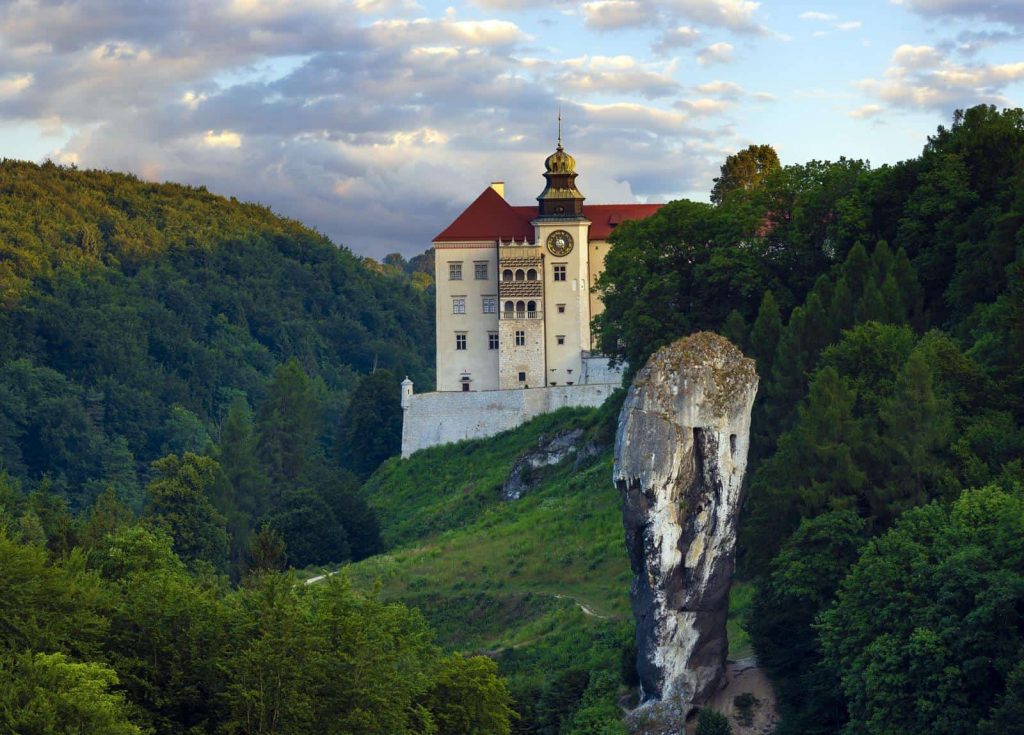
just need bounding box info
[876,348,957,520]
[246,523,287,575]
[81,486,134,549]
[750,290,782,375]
[720,310,749,352]
[257,359,321,488]
[145,453,230,570]
[337,369,403,478]
[219,394,267,520]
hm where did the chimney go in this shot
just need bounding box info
[490,181,505,199]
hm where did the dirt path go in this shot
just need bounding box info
[552,593,610,619]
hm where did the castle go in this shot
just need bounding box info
[401,131,662,456]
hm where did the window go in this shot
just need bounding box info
[449,262,462,280]
[557,304,566,313]
[527,301,537,313]
[504,300,514,314]
[502,269,513,281]
[553,264,566,281]
[488,332,499,350]
[455,333,467,350]
[482,297,496,314]
[515,330,525,346]
[452,297,466,314]
[556,335,565,345]
[518,371,527,382]
[475,262,488,280]
[516,300,526,315]
[515,269,526,281]
[527,268,538,281]
[461,376,471,392]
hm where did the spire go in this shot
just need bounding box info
[538,107,584,216]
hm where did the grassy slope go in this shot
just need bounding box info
[349,405,753,708]
[351,409,630,648]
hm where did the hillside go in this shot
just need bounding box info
[350,404,753,733]
[0,159,433,511]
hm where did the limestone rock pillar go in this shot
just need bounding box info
[614,332,758,710]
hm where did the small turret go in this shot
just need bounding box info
[400,377,414,409]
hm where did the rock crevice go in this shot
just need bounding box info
[614,332,758,711]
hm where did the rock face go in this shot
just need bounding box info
[502,427,597,500]
[614,332,758,710]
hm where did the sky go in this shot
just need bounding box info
[0,0,1022,257]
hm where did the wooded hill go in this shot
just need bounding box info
[0,160,434,569]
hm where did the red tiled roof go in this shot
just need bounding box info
[433,187,662,243]
[583,204,663,240]
[434,187,534,243]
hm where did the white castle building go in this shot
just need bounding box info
[400,133,662,456]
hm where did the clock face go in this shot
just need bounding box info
[546,230,574,257]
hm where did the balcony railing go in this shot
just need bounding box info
[500,311,540,319]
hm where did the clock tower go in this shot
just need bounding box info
[530,123,593,389]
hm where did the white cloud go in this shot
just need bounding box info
[678,97,732,115]
[695,80,744,97]
[800,11,836,20]
[849,103,884,119]
[578,0,769,33]
[857,43,1024,111]
[836,20,862,30]
[582,0,648,29]
[0,74,32,98]
[556,55,681,98]
[202,130,242,148]
[697,42,734,65]
[653,25,702,54]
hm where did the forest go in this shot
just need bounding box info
[0,104,1022,734]
[595,104,1024,733]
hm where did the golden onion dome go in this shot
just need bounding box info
[544,143,576,174]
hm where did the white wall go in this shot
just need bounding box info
[434,242,500,391]
[401,383,618,457]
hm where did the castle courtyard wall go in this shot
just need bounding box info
[401,383,618,458]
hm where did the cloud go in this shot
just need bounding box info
[202,130,242,148]
[652,25,701,54]
[849,104,884,119]
[856,43,1024,112]
[579,0,768,34]
[555,55,681,99]
[836,20,862,30]
[0,74,33,98]
[697,42,734,65]
[694,79,744,97]
[800,11,836,20]
[582,0,648,29]
[892,0,1024,29]
[677,97,732,115]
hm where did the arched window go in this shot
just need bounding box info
[504,300,514,313]
[515,269,525,281]
[527,268,538,281]
[516,301,526,315]
[527,300,537,313]
[503,269,513,282]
